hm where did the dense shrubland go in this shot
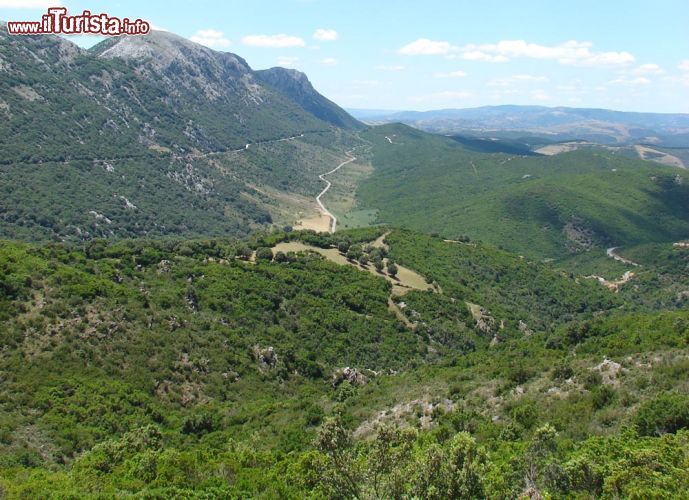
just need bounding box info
[1,228,689,496]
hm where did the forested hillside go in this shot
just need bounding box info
[1,228,688,497]
[357,124,689,265]
[0,28,361,242]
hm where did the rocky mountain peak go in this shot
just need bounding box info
[93,30,257,101]
[255,66,362,129]
[94,30,249,75]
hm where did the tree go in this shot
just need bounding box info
[374,258,384,273]
[413,432,486,499]
[313,417,362,498]
[337,241,350,254]
[255,247,273,261]
[346,247,362,262]
[359,254,369,266]
[387,261,398,277]
[238,245,253,260]
[523,423,559,498]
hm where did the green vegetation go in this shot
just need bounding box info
[2,26,689,499]
[0,31,363,242]
[1,228,688,497]
[357,124,689,268]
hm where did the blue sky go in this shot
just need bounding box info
[2,0,688,112]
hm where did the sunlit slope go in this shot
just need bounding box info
[358,124,689,261]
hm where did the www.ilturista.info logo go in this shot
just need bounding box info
[6,7,150,36]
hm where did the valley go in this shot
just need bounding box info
[296,149,358,233]
[353,124,689,274]
[1,16,689,499]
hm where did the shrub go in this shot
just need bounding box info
[255,247,274,261]
[634,393,689,436]
[182,411,219,436]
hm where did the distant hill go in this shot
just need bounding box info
[356,124,689,264]
[349,105,689,146]
[0,28,360,241]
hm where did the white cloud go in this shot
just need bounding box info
[398,38,634,67]
[456,50,508,63]
[632,63,663,75]
[679,59,689,72]
[0,0,61,7]
[277,56,299,67]
[242,34,306,48]
[376,65,405,71]
[320,57,337,66]
[608,76,651,86]
[189,29,231,49]
[488,74,548,86]
[472,40,634,66]
[313,29,338,42]
[433,70,468,78]
[398,38,452,55]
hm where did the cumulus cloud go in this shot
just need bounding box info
[433,70,468,78]
[313,29,338,41]
[488,74,549,86]
[277,56,299,67]
[466,40,634,66]
[0,0,61,7]
[608,76,651,86]
[398,38,452,55]
[456,50,508,63]
[242,34,306,48]
[320,57,337,66]
[399,38,635,67]
[189,29,231,49]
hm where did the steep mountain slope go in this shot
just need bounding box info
[0,29,361,241]
[255,67,362,130]
[356,124,689,264]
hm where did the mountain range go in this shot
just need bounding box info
[349,105,689,146]
[0,26,360,241]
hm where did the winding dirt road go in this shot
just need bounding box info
[606,247,640,267]
[314,150,357,233]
